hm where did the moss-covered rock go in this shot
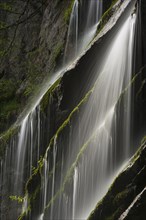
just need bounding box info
[0,125,19,159]
[88,138,146,220]
[0,0,72,134]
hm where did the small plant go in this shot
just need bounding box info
[9,195,24,203]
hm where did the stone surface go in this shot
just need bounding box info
[88,140,146,220]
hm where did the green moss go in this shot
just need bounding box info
[23,83,35,98]
[0,21,7,29]
[44,127,100,212]
[113,188,129,205]
[9,195,24,203]
[141,136,146,145]
[0,79,21,136]
[0,99,19,118]
[18,197,31,220]
[0,79,16,101]
[20,82,96,216]
[130,137,146,164]
[106,207,123,220]
[0,125,18,158]
[45,85,94,155]
[18,157,43,219]
[25,156,43,192]
[50,42,64,68]
[40,78,61,112]
[64,0,75,23]
[136,79,146,99]
[95,0,119,35]
[0,3,12,11]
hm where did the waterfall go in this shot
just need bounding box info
[0,1,138,220]
[36,6,137,220]
[64,0,102,64]
[64,0,79,63]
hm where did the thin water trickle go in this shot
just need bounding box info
[64,0,79,63]
[50,137,58,219]
[72,167,78,220]
[64,0,102,64]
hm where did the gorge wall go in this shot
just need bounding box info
[0,0,146,220]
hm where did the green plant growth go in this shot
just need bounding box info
[0,79,20,130]
[0,79,16,102]
[0,125,18,159]
[40,78,61,112]
[44,129,99,212]
[0,3,12,12]
[50,42,64,68]
[9,195,24,203]
[64,0,75,23]
[96,0,119,35]
[113,188,129,205]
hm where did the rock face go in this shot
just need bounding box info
[0,0,113,134]
[0,0,146,219]
[0,0,71,133]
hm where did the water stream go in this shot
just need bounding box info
[64,0,102,64]
[37,7,136,220]
[0,1,138,220]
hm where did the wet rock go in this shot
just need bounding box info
[88,141,146,220]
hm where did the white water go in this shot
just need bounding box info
[76,14,136,219]
[0,1,137,220]
[64,0,102,64]
[72,167,78,220]
[36,9,136,220]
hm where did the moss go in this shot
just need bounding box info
[40,78,61,112]
[0,79,16,102]
[18,201,31,220]
[0,125,18,158]
[95,0,119,35]
[64,0,75,23]
[44,128,100,212]
[0,50,6,57]
[130,138,146,164]
[0,3,12,11]
[50,42,64,67]
[106,207,124,220]
[18,157,44,220]
[0,36,8,55]
[88,135,146,220]
[0,21,7,29]
[9,195,24,203]
[23,83,35,98]
[22,79,97,214]
[0,79,20,132]
[141,136,146,145]
[45,85,94,155]
[25,156,43,193]
[136,79,146,99]
[0,99,19,118]
[113,188,129,205]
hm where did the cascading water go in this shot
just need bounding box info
[0,1,104,218]
[0,1,138,220]
[64,0,102,64]
[36,5,137,220]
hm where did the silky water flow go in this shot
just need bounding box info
[0,2,104,219]
[38,8,137,220]
[64,0,102,64]
[0,1,137,220]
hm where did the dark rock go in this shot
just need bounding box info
[88,141,146,220]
